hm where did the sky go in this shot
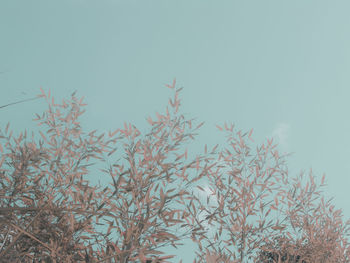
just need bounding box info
[1,0,350,261]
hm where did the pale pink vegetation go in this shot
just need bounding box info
[0,80,349,263]
[185,116,350,262]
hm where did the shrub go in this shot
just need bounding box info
[0,81,349,263]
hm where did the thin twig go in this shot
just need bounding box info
[0,96,40,109]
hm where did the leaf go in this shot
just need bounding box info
[271,225,286,231]
[5,122,9,134]
[224,122,228,130]
[196,121,204,129]
[79,96,85,105]
[197,186,205,192]
[160,188,165,201]
[108,129,119,138]
[196,157,200,171]
[39,131,48,143]
[176,87,183,93]
[159,255,175,260]
[40,86,45,97]
[249,128,253,138]
[216,125,223,131]
[270,204,277,211]
[211,144,218,153]
[305,182,309,193]
[107,147,117,157]
[165,78,176,89]
[80,236,93,240]
[267,138,273,145]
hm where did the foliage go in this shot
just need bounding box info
[0,89,109,262]
[0,80,349,263]
[186,124,350,262]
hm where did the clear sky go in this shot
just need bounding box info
[1,0,350,261]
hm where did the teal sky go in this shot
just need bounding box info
[1,0,350,261]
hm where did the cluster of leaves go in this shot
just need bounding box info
[186,123,350,262]
[0,80,349,263]
[0,90,109,262]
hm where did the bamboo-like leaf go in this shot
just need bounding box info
[216,125,223,131]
